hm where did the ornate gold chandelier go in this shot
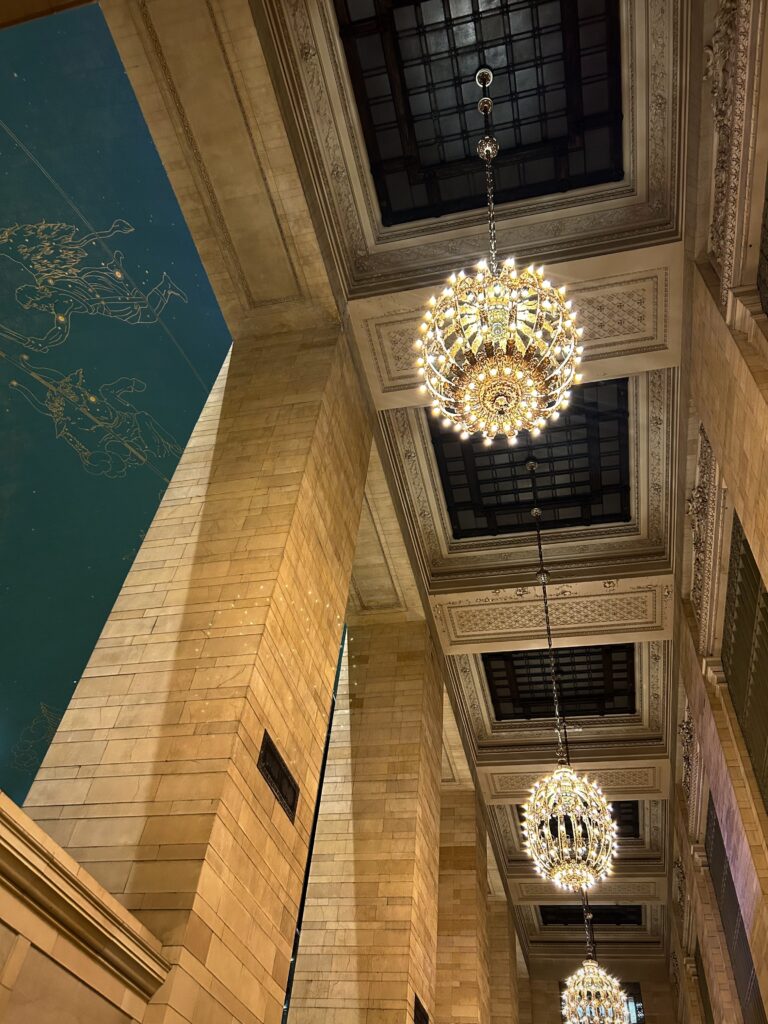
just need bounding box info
[415,68,583,445]
[521,463,618,892]
[562,897,628,1023]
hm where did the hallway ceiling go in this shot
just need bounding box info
[333,0,624,224]
[54,0,693,980]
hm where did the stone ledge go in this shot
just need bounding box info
[0,794,168,1000]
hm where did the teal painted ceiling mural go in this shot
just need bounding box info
[0,4,232,803]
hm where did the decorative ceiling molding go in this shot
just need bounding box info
[511,878,664,902]
[483,763,668,803]
[380,369,676,590]
[257,0,684,296]
[433,579,673,654]
[352,260,676,403]
[450,642,667,749]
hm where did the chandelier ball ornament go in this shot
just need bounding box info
[562,959,628,1024]
[416,261,584,445]
[522,765,618,891]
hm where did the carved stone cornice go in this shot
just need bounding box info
[0,794,168,999]
[516,902,666,959]
[482,762,669,803]
[351,259,679,403]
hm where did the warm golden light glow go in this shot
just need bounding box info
[562,959,628,1023]
[522,765,617,891]
[416,261,583,444]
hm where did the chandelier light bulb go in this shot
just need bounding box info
[562,959,628,1023]
[417,263,582,442]
[415,68,583,443]
[522,765,617,891]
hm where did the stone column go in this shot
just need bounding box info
[679,956,706,1024]
[435,788,490,1024]
[289,619,444,1024]
[689,848,743,1024]
[25,328,372,1024]
[489,899,518,1024]
[517,945,532,1024]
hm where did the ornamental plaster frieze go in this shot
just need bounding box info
[433,578,673,655]
[380,369,676,591]
[482,762,670,804]
[508,878,665,906]
[351,254,680,405]
[257,0,683,294]
[449,642,668,752]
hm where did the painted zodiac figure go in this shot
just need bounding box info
[0,220,187,350]
[3,347,181,478]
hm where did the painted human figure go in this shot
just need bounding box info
[0,219,187,350]
[7,358,181,478]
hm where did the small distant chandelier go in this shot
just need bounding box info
[415,67,583,446]
[521,462,617,892]
[562,896,628,1023]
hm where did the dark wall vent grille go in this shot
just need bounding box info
[258,730,299,822]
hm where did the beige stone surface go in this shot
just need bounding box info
[671,778,743,1024]
[489,900,518,1024]
[0,794,167,1022]
[435,789,490,1024]
[690,266,768,585]
[289,619,443,1024]
[677,601,768,1017]
[26,327,372,1024]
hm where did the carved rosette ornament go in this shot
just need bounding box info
[704,0,751,302]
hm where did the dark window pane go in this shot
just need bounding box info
[541,905,642,927]
[334,0,624,224]
[430,379,630,539]
[483,643,636,721]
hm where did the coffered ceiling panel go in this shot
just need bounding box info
[333,0,623,224]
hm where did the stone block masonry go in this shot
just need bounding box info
[25,327,373,1024]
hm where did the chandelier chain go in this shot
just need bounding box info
[484,157,498,276]
[581,888,596,961]
[528,460,571,765]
